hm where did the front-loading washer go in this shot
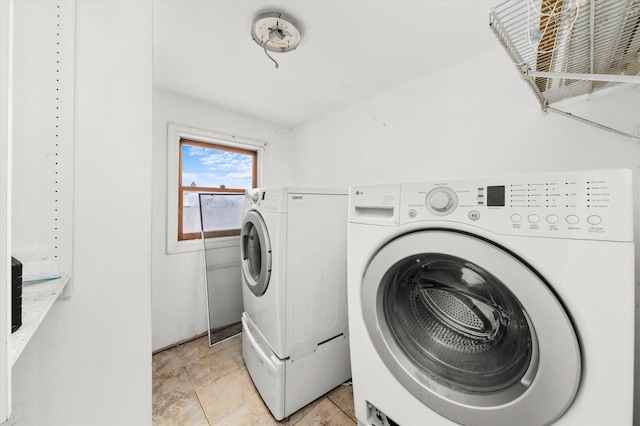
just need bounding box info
[240,187,351,420]
[348,169,635,426]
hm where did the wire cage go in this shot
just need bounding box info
[490,0,640,107]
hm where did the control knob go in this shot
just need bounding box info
[247,191,260,204]
[429,191,453,211]
[426,187,458,215]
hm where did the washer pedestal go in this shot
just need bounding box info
[241,313,351,420]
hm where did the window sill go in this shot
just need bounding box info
[10,273,71,366]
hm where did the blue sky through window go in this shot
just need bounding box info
[182,144,253,189]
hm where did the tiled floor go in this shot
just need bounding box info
[152,334,357,425]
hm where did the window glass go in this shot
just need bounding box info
[191,193,245,235]
[181,144,254,189]
[179,139,256,240]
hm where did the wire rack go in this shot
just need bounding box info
[490,0,640,107]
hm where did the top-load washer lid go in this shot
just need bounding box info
[240,210,272,297]
[361,230,580,426]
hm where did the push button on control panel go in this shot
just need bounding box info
[510,214,522,223]
[546,214,559,224]
[468,210,480,221]
[566,215,580,225]
[528,214,540,223]
[587,215,602,225]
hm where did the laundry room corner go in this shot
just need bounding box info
[286,34,640,425]
[151,89,296,351]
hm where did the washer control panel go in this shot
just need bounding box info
[247,187,349,213]
[243,188,283,212]
[350,169,633,242]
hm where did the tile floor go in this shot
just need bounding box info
[152,334,357,425]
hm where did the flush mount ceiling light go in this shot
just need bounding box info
[251,12,301,69]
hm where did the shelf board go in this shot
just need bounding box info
[10,273,71,366]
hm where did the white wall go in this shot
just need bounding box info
[291,49,640,277]
[152,89,294,351]
[292,49,640,185]
[7,2,152,425]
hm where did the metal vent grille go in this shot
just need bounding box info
[490,0,640,106]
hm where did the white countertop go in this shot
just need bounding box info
[10,273,70,366]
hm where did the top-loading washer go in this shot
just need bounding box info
[240,187,351,420]
[348,169,635,426]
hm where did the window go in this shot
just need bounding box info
[179,139,257,241]
[166,124,265,254]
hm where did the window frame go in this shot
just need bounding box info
[178,139,257,241]
[167,123,265,254]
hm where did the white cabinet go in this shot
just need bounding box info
[1,1,75,422]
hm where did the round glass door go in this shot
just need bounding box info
[362,230,580,426]
[383,252,534,394]
[240,210,272,297]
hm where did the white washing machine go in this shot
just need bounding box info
[348,169,635,426]
[240,187,351,420]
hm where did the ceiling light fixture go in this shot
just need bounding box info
[251,12,301,69]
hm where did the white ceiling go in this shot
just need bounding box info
[153,0,500,127]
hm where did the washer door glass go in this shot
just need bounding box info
[361,230,580,426]
[241,210,272,297]
[383,253,533,393]
[244,223,263,281]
